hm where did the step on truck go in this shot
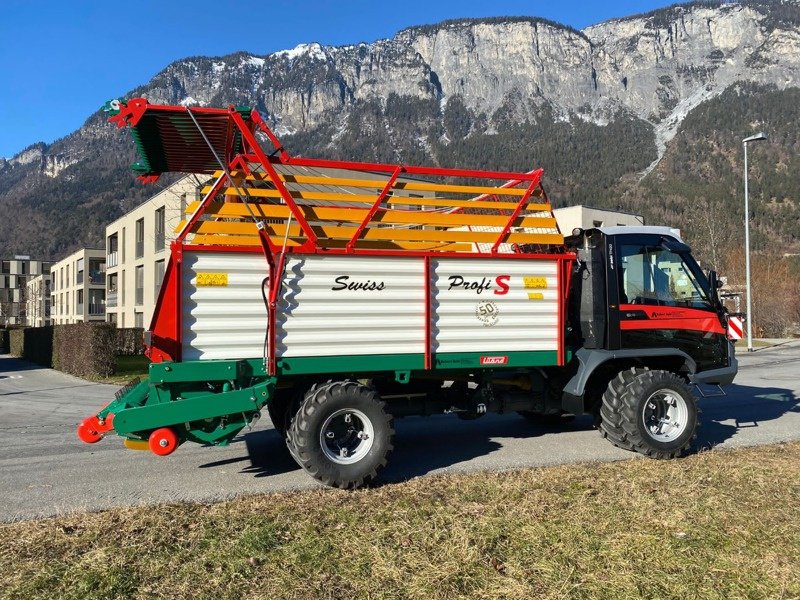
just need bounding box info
[77,99,737,488]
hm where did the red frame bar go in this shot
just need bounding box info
[346,166,403,251]
[490,169,544,254]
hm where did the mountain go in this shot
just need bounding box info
[1,0,799,262]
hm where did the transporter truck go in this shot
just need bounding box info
[77,99,737,488]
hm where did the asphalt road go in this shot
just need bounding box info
[1,343,799,522]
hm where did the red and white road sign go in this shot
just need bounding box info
[728,316,744,340]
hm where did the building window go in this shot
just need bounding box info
[135,218,144,259]
[89,289,105,315]
[122,227,126,262]
[76,289,84,315]
[107,233,119,268]
[155,207,165,252]
[76,258,84,285]
[20,262,27,275]
[89,258,105,285]
[593,220,603,228]
[107,273,118,307]
[121,269,125,305]
[0,261,9,274]
[154,259,165,298]
[134,312,144,328]
[108,313,117,325]
[135,265,144,305]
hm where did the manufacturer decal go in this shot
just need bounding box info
[480,355,508,365]
[475,300,500,326]
[523,276,547,289]
[448,275,510,295]
[196,272,228,287]
[527,292,544,300]
[331,275,385,291]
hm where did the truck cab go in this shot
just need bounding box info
[562,226,737,436]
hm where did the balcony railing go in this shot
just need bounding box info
[107,252,118,268]
[89,271,105,285]
[88,303,105,316]
[107,292,118,308]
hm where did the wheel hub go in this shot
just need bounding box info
[319,408,375,465]
[641,388,689,442]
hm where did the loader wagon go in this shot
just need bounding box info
[78,99,737,488]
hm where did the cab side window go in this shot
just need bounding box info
[619,244,711,309]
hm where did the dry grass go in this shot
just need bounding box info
[2,443,799,599]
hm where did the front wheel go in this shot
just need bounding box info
[599,368,698,459]
[287,380,394,489]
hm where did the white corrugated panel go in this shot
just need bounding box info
[277,256,426,357]
[183,252,270,361]
[431,259,559,353]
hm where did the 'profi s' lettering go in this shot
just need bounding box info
[447,275,510,295]
[331,275,386,292]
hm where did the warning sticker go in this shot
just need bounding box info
[527,292,544,300]
[523,276,548,289]
[196,272,229,287]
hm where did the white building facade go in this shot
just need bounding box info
[25,274,52,327]
[0,256,52,326]
[105,176,200,328]
[553,205,644,234]
[50,249,107,324]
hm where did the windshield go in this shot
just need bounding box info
[619,244,712,310]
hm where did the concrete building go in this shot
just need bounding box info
[105,176,200,328]
[25,274,52,327]
[553,205,644,234]
[0,256,52,326]
[50,249,107,324]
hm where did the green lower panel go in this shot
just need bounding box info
[277,350,559,375]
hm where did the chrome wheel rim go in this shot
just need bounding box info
[641,388,689,442]
[319,408,374,465]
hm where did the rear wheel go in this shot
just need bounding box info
[287,380,394,489]
[599,368,698,459]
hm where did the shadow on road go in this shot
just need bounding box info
[0,355,44,373]
[199,383,798,482]
[697,383,799,448]
[214,413,595,481]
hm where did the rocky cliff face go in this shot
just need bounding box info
[1,1,799,258]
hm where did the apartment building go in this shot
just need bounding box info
[552,205,644,233]
[0,256,51,326]
[50,249,107,324]
[25,274,52,327]
[105,176,200,328]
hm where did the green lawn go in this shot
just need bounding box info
[88,354,150,385]
[1,442,798,599]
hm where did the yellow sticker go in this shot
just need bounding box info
[196,272,229,287]
[527,292,544,300]
[523,276,548,289]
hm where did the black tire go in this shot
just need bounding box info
[287,380,394,489]
[599,368,698,458]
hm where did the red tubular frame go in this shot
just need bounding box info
[112,99,575,367]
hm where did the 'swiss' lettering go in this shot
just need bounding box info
[331,275,386,292]
[448,275,511,295]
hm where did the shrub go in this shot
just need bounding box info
[115,328,145,356]
[7,327,52,365]
[0,328,9,354]
[53,323,117,377]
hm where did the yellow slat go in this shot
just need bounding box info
[189,233,473,251]
[191,221,563,245]
[181,202,557,230]
[193,193,552,212]
[210,171,538,197]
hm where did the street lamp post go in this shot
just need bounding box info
[742,132,767,352]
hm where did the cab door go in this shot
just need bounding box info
[609,234,728,371]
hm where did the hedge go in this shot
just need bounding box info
[115,328,145,355]
[53,324,117,377]
[8,327,53,366]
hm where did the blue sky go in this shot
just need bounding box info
[0,0,674,158]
